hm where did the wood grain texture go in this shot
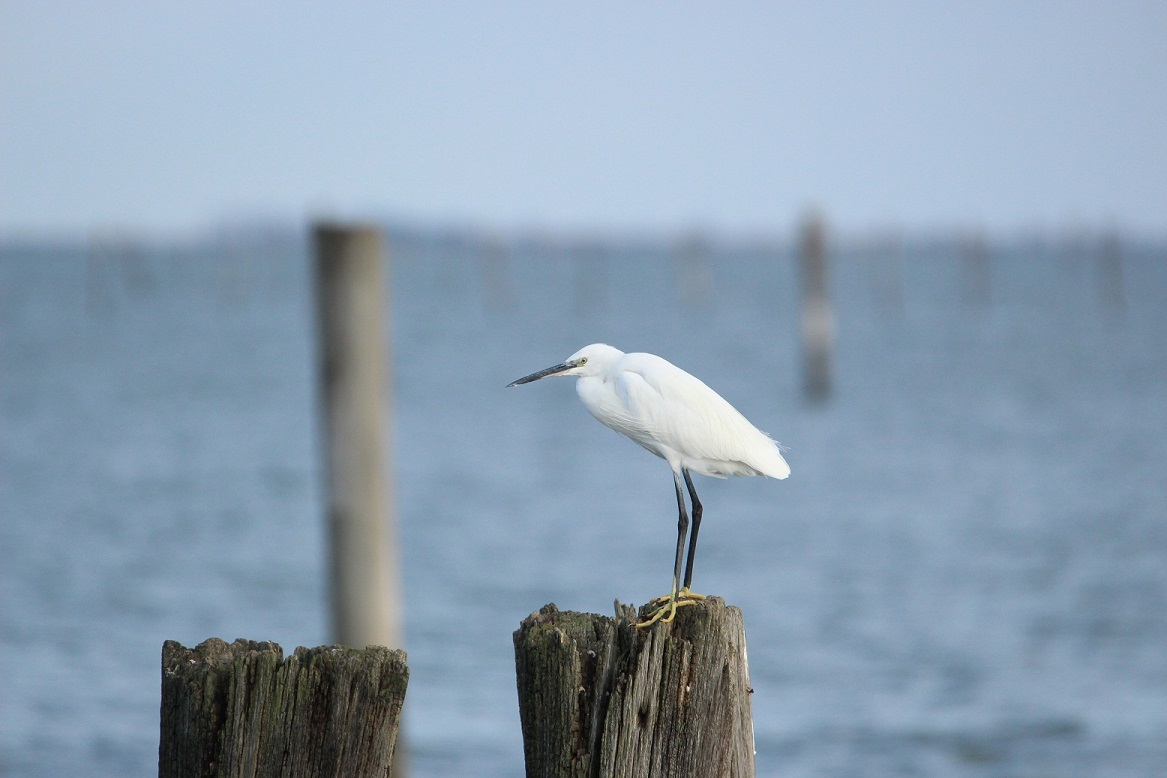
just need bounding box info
[159,638,408,778]
[514,598,755,778]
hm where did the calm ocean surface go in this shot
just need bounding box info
[1,231,1165,776]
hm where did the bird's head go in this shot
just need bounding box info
[507,343,624,386]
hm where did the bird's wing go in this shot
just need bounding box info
[613,360,771,472]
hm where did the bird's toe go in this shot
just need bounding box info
[635,595,699,627]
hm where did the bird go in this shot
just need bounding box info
[507,343,789,626]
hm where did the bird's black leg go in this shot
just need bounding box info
[681,468,703,592]
[637,470,692,627]
[670,470,689,602]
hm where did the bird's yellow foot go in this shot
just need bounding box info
[635,595,699,628]
[646,587,706,607]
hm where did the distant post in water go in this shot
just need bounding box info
[571,238,610,315]
[480,233,517,312]
[674,230,714,309]
[798,211,834,402]
[1097,230,1125,314]
[871,230,904,314]
[313,224,403,653]
[959,230,990,308]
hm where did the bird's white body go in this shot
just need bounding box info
[570,345,790,480]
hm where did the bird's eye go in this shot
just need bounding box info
[579,357,587,365]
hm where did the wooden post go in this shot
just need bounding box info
[872,230,904,314]
[513,597,755,778]
[674,231,714,309]
[798,211,833,402]
[480,233,516,312]
[571,238,610,315]
[959,230,990,308]
[1097,230,1125,314]
[313,224,402,653]
[158,638,408,778]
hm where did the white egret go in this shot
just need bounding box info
[508,343,789,625]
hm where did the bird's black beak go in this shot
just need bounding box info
[507,362,571,387]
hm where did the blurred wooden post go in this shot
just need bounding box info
[798,211,833,402]
[1097,230,1125,314]
[872,230,904,314]
[480,233,516,312]
[313,223,403,653]
[159,638,408,778]
[571,238,610,315]
[959,230,990,308]
[675,230,714,309]
[513,598,755,777]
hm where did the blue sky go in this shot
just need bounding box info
[2,2,1165,239]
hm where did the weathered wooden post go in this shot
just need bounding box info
[571,238,610,315]
[1097,230,1125,314]
[159,638,408,778]
[959,230,990,308]
[513,597,755,778]
[313,224,403,653]
[798,211,833,402]
[870,230,904,315]
[674,230,714,309]
[480,233,516,312]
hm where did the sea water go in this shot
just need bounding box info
[1,232,1165,776]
